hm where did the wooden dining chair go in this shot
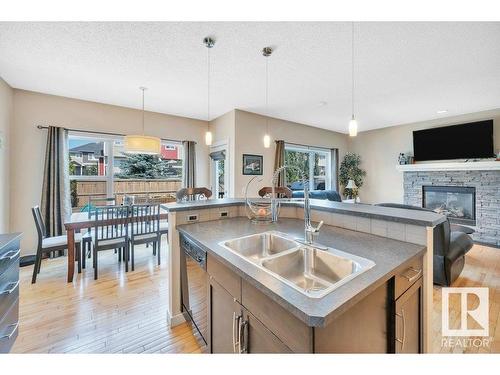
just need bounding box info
[92,205,130,280]
[129,204,161,270]
[31,206,86,284]
[258,186,293,198]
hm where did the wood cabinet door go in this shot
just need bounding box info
[208,278,242,353]
[395,277,423,353]
[241,309,292,354]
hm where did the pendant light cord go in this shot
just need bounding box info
[351,22,355,119]
[265,54,269,133]
[207,45,211,127]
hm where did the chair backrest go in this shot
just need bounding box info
[93,205,129,244]
[88,195,117,218]
[130,204,160,238]
[176,187,212,202]
[31,206,47,245]
[258,186,293,199]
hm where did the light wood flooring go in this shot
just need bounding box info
[12,239,206,353]
[11,242,499,353]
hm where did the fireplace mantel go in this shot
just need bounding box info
[396,161,500,172]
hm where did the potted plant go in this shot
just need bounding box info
[339,152,366,202]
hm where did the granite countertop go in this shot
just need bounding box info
[177,218,426,327]
[163,198,445,227]
[0,233,22,250]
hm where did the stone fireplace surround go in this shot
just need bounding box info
[403,170,500,247]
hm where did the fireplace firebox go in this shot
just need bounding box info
[422,186,476,225]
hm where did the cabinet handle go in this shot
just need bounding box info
[239,319,249,354]
[0,322,19,341]
[232,312,242,353]
[0,249,20,261]
[0,280,19,295]
[396,309,406,352]
[232,312,237,353]
[402,267,422,283]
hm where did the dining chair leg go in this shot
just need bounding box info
[118,246,122,262]
[76,243,82,274]
[131,243,135,272]
[31,248,42,284]
[152,242,156,256]
[125,244,129,273]
[82,241,87,270]
[93,246,98,280]
[36,250,43,274]
[157,237,161,266]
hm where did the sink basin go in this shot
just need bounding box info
[261,246,375,298]
[222,232,298,262]
[220,231,375,298]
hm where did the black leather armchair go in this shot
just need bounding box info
[376,203,474,286]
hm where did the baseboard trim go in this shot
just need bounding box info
[167,311,186,327]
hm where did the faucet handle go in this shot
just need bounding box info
[312,220,324,232]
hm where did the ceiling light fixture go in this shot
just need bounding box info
[263,46,273,148]
[124,87,161,155]
[348,22,358,137]
[437,110,448,114]
[204,36,215,146]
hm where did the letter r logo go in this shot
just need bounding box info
[442,287,489,337]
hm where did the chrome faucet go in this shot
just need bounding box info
[271,166,324,246]
[302,178,324,245]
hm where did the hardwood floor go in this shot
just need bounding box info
[12,239,206,353]
[12,241,498,353]
[432,244,500,353]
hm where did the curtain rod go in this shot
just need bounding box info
[284,141,336,151]
[36,125,194,144]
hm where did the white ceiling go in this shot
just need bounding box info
[1,22,499,134]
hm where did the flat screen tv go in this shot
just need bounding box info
[413,120,494,161]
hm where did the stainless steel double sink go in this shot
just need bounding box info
[219,231,375,299]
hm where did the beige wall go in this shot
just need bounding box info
[209,110,236,197]
[11,89,209,255]
[348,109,500,204]
[0,78,13,233]
[234,110,349,197]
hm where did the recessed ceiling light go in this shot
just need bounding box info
[318,101,327,107]
[437,110,448,114]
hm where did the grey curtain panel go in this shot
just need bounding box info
[331,148,340,192]
[182,140,196,188]
[41,126,70,237]
[273,140,286,187]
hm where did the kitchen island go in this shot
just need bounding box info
[178,218,425,353]
[163,198,443,353]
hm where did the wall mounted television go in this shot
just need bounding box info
[412,120,494,161]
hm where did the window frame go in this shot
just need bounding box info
[68,131,183,205]
[284,143,332,191]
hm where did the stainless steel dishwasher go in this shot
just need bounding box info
[180,234,208,345]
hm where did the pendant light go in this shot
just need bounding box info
[263,46,273,148]
[204,37,215,146]
[349,22,358,137]
[124,87,161,154]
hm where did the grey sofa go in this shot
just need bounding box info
[291,190,342,202]
[376,203,474,286]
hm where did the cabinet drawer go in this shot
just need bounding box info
[0,298,19,353]
[207,253,241,302]
[241,279,312,353]
[0,262,19,320]
[395,256,423,299]
[0,242,20,277]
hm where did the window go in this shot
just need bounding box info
[68,132,183,212]
[284,144,332,191]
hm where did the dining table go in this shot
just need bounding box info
[64,207,169,283]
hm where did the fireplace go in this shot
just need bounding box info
[422,186,476,225]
